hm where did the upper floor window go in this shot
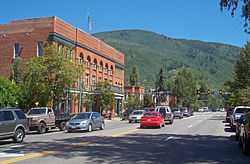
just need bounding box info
[13,43,21,58]
[37,41,44,57]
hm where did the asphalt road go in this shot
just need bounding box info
[0,112,249,164]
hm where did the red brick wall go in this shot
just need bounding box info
[0,17,124,89]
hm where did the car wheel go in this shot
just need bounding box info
[38,122,46,134]
[88,124,92,132]
[129,120,132,123]
[13,128,25,143]
[100,123,105,130]
[140,125,144,129]
[59,122,66,131]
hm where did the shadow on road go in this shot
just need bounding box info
[2,133,250,164]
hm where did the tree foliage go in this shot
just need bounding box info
[155,68,165,91]
[173,68,197,107]
[0,76,20,108]
[17,44,83,109]
[129,66,139,86]
[220,0,250,33]
[94,81,114,113]
[225,42,250,106]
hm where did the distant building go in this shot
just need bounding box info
[124,86,145,102]
[0,16,124,115]
[150,90,177,107]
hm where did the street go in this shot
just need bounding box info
[0,112,249,164]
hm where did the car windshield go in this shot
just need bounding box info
[235,108,250,113]
[133,111,143,115]
[28,108,46,115]
[73,113,91,120]
[172,108,179,112]
[144,113,159,116]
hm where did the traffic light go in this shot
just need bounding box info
[207,89,211,95]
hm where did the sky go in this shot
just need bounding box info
[0,0,249,47]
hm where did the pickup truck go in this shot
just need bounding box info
[27,107,71,134]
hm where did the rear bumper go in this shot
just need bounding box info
[66,125,88,131]
[141,121,161,127]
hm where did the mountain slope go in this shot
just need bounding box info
[94,30,240,89]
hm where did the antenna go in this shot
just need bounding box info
[87,15,93,34]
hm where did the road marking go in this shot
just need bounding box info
[188,125,193,128]
[9,145,24,148]
[0,153,24,158]
[183,116,195,120]
[164,136,181,141]
[0,151,55,164]
[111,129,138,137]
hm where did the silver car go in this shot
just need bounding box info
[0,108,28,143]
[172,108,184,119]
[128,110,144,123]
[65,112,104,132]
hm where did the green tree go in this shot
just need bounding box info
[126,95,141,110]
[129,66,139,86]
[173,68,197,107]
[143,94,154,107]
[0,76,20,108]
[220,0,250,33]
[19,44,83,109]
[155,68,165,91]
[226,42,250,106]
[95,81,114,113]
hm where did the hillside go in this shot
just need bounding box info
[94,30,240,89]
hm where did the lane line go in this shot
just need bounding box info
[188,125,193,128]
[0,151,56,164]
[111,129,138,137]
[0,128,139,163]
[0,153,24,158]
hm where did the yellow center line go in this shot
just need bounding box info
[0,151,55,164]
[111,128,138,137]
[0,128,138,163]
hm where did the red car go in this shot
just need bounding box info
[140,112,165,128]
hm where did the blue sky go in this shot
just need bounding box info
[0,0,249,47]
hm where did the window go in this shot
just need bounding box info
[0,111,4,121]
[37,41,44,57]
[3,111,15,121]
[13,43,21,58]
[15,110,26,120]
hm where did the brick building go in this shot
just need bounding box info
[0,16,124,115]
[124,86,145,102]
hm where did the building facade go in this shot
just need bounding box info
[124,86,145,102]
[0,16,124,115]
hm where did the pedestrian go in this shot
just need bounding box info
[108,110,112,120]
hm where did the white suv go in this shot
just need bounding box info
[155,106,174,124]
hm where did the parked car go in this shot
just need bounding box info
[65,112,104,132]
[155,106,174,124]
[172,107,184,119]
[0,108,28,143]
[226,108,233,123]
[27,107,71,134]
[230,106,250,130]
[182,107,193,117]
[239,112,250,154]
[140,112,164,128]
[121,109,133,120]
[128,110,144,123]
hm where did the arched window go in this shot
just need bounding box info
[99,61,103,72]
[87,56,91,68]
[110,65,113,75]
[105,63,109,74]
[79,53,84,64]
[93,58,97,70]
